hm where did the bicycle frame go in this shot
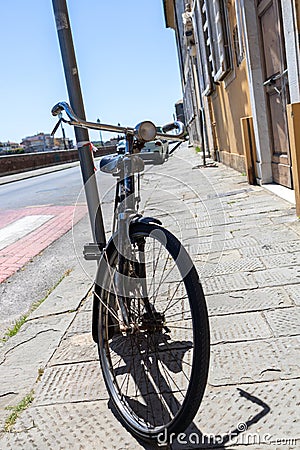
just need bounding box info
[52,101,185,331]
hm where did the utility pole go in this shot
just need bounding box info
[52,0,106,247]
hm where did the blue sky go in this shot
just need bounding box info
[0,1,182,144]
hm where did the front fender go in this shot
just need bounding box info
[92,236,117,343]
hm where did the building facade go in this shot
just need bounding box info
[21,133,54,153]
[163,0,300,208]
[21,133,73,153]
[0,142,21,154]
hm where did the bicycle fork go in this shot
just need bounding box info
[115,213,167,335]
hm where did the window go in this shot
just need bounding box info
[195,0,214,95]
[205,0,233,82]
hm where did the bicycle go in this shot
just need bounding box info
[51,102,210,442]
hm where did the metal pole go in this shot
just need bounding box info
[52,0,106,247]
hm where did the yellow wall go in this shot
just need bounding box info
[210,0,252,172]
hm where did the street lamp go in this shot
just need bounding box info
[97,118,104,147]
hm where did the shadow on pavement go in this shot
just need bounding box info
[170,388,271,449]
[107,387,270,449]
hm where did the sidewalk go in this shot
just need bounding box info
[0,144,299,449]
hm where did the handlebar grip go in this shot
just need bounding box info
[162,121,185,136]
[162,122,177,133]
[51,103,65,116]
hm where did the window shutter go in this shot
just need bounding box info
[206,0,232,81]
[194,1,214,95]
[235,0,245,65]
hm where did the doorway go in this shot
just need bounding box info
[257,0,292,188]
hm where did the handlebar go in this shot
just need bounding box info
[51,102,186,141]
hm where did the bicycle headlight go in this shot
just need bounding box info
[134,121,156,142]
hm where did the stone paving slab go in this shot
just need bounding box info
[226,218,274,232]
[49,332,97,366]
[210,336,299,386]
[29,268,92,320]
[65,310,92,335]
[253,267,300,288]
[197,256,265,278]
[285,284,300,306]
[210,312,272,344]
[33,361,107,406]
[241,240,300,257]
[206,287,293,316]
[264,307,300,337]
[226,205,284,217]
[203,272,258,295]
[200,216,242,228]
[180,212,232,231]
[232,225,298,245]
[186,237,259,258]
[249,228,300,245]
[79,291,93,311]
[287,219,300,234]
[0,312,75,417]
[259,252,300,269]
[0,400,143,450]
[0,263,94,429]
[3,379,298,449]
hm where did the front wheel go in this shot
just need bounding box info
[93,222,210,441]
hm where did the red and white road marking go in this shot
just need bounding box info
[0,215,53,251]
[0,205,87,283]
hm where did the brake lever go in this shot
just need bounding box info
[51,115,70,136]
[51,118,62,136]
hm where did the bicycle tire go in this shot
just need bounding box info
[93,222,210,441]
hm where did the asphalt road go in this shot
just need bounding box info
[0,163,114,210]
[0,145,181,338]
[0,154,164,337]
[0,163,115,337]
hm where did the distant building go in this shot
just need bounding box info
[21,133,54,153]
[0,141,21,153]
[21,133,73,152]
[53,137,74,150]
